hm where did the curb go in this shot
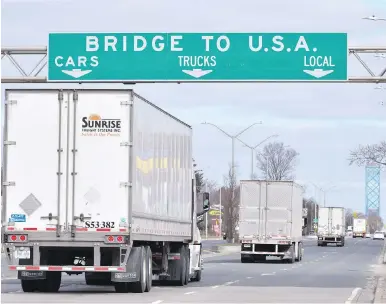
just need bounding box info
[373,241,386,303]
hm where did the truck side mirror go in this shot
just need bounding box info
[203,192,210,211]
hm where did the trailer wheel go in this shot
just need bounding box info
[145,246,152,292]
[184,247,190,285]
[287,245,295,264]
[37,272,62,292]
[241,255,251,263]
[131,246,147,293]
[295,243,303,261]
[21,280,39,292]
[176,247,187,286]
[193,270,202,282]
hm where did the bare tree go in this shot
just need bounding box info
[222,163,240,243]
[345,209,353,228]
[367,210,383,233]
[256,142,299,180]
[348,141,386,166]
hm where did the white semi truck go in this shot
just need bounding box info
[1,89,210,293]
[353,218,366,238]
[317,207,345,247]
[239,180,304,264]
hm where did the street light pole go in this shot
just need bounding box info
[237,135,279,179]
[320,185,336,207]
[205,181,208,239]
[201,121,262,241]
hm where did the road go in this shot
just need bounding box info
[1,238,383,303]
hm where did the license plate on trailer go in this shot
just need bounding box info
[14,248,30,259]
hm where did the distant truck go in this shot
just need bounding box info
[239,180,304,264]
[353,218,367,238]
[1,89,210,293]
[317,207,345,247]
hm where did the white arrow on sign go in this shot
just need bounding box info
[182,69,213,79]
[303,69,334,79]
[61,69,92,79]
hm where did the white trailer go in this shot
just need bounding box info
[317,207,345,247]
[239,180,304,264]
[1,89,210,293]
[353,218,366,238]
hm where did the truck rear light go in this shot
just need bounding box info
[105,235,126,244]
[7,234,28,242]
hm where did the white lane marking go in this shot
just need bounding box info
[261,272,276,276]
[212,285,220,289]
[224,280,239,286]
[281,268,288,271]
[184,291,196,295]
[322,255,326,258]
[345,287,362,303]
[315,259,320,262]
[152,301,164,304]
[247,276,253,279]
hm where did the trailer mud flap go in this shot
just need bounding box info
[18,270,46,280]
[111,246,140,283]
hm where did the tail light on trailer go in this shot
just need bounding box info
[7,234,28,243]
[104,235,126,244]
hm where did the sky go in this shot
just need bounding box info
[1,0,386,218]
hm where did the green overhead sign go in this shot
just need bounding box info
[48,32,348,82]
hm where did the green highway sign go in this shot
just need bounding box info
[48,33,348,82]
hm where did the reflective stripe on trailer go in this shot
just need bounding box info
[9,265,126,272]
[6,227,57,231]
[5,227,128,232]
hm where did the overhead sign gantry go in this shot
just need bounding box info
[1,32,386,83]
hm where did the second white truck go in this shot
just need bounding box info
[317,207,345,246]
[239,180,304,264]
[353,218,367,238]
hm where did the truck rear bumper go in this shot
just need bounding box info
[317,236,343,243]
[9,265,125,272]
[241,241,294,258]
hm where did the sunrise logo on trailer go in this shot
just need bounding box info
[81,114,121,137]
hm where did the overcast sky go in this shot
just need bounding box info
[1,0,386,218]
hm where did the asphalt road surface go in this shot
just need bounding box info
[1,238,384,303]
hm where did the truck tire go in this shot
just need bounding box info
[21,280,39,292]
[254,255,266,262]
[145,246,152,292]
[184,247,190,285]
[295,243,302,261]
[192,270,202,282]
[287,245,295,264]
[131,246,147,293]
[241,254,251,263]
[37,272,62,292]
[177,247,187,286]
